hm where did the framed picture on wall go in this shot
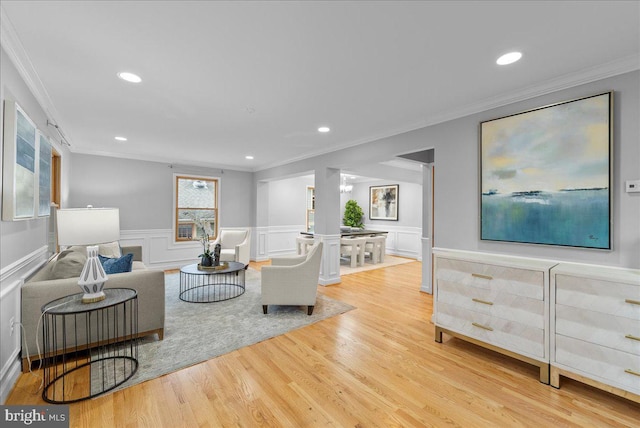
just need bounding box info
[480,91,613,249]
[2,100,38,220]
[370,184,399,221]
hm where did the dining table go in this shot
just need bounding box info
[301,229,388,237]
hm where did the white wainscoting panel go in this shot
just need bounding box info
[118,225,422,271]
[317,234,341,286]
[120,229,203,270]
[253,227,269,262]
[0,245,49,404]
[421,237,432,294]
[364,224,422,260]
[267,225,305,258]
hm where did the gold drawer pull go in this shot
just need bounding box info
[625,299,640,306]
[472,322,493,331]
[624,369,640,377]
[472,298,494,306]
[625,334,640,342]
[472,273,493,280]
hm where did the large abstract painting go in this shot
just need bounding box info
[370,184,398,221]
[2,100,52,221]
[480,92,612,249]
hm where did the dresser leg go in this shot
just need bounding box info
[550,366,561,388]
[435,326,443,343]
[539,364,550,384]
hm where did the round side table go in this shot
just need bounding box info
[41,288,139,403]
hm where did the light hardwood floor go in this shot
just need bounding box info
[7,261,640,427]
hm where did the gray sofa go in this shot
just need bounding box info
[21,245,165,371]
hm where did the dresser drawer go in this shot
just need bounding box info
[555,335,640,394]
[555,304,640,356]
[437,257,544,300]
[438,283,545,328]
[554,274,640,319]
[436,301,545,358]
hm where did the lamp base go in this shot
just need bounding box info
[82,291,106,304]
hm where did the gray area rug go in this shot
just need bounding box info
[110,268,355,393]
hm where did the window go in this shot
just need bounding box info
[175,175,218,242]
[306,186,315,233]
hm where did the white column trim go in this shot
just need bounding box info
[315,234,341,286]
[421,237,432,294]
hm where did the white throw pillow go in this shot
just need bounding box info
[98,241,122,258]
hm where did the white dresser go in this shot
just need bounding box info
[433,248,557,383]
[550,262,640,402]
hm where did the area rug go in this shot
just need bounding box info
[110,268,355,393]
[340,254,415,276]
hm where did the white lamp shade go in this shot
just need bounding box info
[57,208,120,246]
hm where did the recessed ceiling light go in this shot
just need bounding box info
[245,155,254,160]
[117,72,142,83]
[318,126,330,133]
[496,52,522,65]
[114,136,127,141]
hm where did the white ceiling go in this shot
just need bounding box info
[1,1,638,172]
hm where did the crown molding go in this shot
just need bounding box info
[0,6,72,147]
[2,4,637,172]
[424,53,640,127]
[70,147,255,173]
[257,54,640,172]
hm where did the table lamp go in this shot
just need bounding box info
[56,207,120,303]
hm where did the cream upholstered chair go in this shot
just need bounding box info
[261,242,323,315]
[364,235,386,264]
[296,235,315,255]
[212,228,251,266]
[340,237,366,268]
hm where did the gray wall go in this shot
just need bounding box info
[341,180,423,228]
[0,46,71,269]
[267,175,314,227]
[69,154,253,230]
[256,71,640,268]
[0,46,72,404]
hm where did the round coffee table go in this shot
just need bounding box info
[179,261,246,303]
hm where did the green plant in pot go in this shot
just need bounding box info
[343,199,364,229]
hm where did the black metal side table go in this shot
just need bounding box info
[41,288,139,403]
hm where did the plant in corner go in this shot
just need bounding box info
[343,199,364,229]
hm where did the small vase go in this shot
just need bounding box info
[201,256,213,267]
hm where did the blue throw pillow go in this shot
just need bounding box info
[98,253,134,274]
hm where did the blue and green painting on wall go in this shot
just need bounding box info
[480,92,611,249]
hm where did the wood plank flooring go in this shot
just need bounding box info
[7,261,640,427]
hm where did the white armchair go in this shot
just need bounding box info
[261,242,323,315]
[212,228,251,266]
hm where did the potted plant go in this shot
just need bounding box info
[343,199,364,229]
[192,215,214,266]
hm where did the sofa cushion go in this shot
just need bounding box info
[99,241,122,258]
[99,253,133,274]
[132,261,147,271]
[50,250,88,280]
